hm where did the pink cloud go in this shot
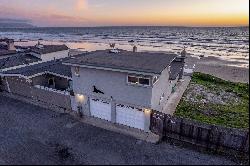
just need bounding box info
[0,3,92,26]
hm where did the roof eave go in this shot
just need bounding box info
[63,62,161,76]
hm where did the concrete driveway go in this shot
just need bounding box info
[0,95,235,165]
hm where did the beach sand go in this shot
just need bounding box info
[185,56,249,83]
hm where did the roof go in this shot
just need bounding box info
[0,53,41,70]
[0,50,16,57]
[30,44,69,55]
[169,59,183,80]
[2,58,72,78]
[63,50,177,75]
[0,43,16,56]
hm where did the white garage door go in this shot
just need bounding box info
[90,99,111,121]
[116,104,145,130]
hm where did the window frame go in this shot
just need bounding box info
[152,76,160,85]
[127,75,151,87]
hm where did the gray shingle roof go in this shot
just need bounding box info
[2,58,72,78]
[64,50,177,75]
[169,60,183,80]
[0,53,41,69]
[30,44,69,55]
[0,50,16,56]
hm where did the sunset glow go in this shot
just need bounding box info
[0,0,248,27]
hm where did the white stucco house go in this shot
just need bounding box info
[29,43,70,61]
[63,49,186,132]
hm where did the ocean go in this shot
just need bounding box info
[0,26,249,67]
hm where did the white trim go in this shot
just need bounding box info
[0,74,28,79]
[0,71,72,80]
[152,76,160,85]
[27,71,72,80]
[5,77,11,93]
[34,85,70,96]
[1,60,45,72]
[45,72,72,80]
[127,75,151,87]
[26,72,46,79]
[63,62,161,76]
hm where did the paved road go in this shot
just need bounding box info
[0,95,236,165]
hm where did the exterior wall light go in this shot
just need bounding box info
[144,108,152,132]
[144,108,152,115]
[76,94,85,104]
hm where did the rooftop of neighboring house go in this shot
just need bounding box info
[1,58,72,79]
[0,43,16,57]
[0,53,41,70]
[169,58,184,80]
[30,44,69,55]
[63,49,178,75]
[0,50,16,57]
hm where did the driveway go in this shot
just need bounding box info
[0,95,235,165]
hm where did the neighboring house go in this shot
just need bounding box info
[1,59,72,93]
[63,49,185,131]
[0,58,73,110]
[0,38,16,59]
[29,43,70,61]
[0,41,73,72]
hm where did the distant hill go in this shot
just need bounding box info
[0,18,35,28]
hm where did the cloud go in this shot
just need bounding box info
[0,18,31,23]
[0,3,92,27]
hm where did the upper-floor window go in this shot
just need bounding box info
[127,75,150,86]
[74,67,80,77]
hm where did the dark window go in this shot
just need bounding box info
[128,76,139,84]
[139,78,150,86]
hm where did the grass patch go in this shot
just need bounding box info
[175,72,249,129]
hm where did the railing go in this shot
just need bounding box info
[34,85,70,96]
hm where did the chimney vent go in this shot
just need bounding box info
[181,47,187,57]
[133,45,137,52]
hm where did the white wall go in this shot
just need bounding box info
[40,50,69,61]
[151,67,172,111]
[72,67,153,108]
[31,50,69,61]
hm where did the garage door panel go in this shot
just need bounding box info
[90,99,111,121]
[116,105,145,130]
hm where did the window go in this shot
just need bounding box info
[139,78,150,85]
[127,75,150,86]
[128,76,139,84]
[74,67,80,77]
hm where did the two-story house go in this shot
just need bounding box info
[63,49,185,131]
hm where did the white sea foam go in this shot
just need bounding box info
[0,27,248,67]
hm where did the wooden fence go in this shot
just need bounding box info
[150,111,249,154]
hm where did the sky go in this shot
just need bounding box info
[0,0,249,27]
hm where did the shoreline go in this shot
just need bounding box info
[185,56,249,83]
